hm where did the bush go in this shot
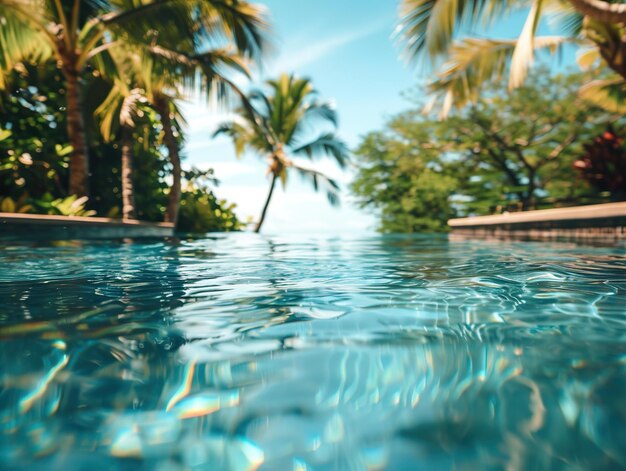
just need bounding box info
[177,188,241,233]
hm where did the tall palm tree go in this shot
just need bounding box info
[0,0,268,197]
[397,0,626,116]
[96,44,251,222]
[95,55,147,220]
[215,74,350,233]
[145,46,252,225]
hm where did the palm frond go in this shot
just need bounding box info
[146,45,250,106]
[194,0,271,60]
[96,81,125,142]
[292,133,350,168]
[509,0,545,89]
[577,47,601,70]
[213,120,260,157]
[545,0,583,37]
[292,163,341,206]
[95,79,146,142]
[579,77,626,113]
[0,5,53,89]
[302,101,338,127]
[428,35,569,116]
[396,0,518,61]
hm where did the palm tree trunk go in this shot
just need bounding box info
[63,66,90,197]
[121,126,136,220]
[255,172,277,233]
[156,97,181,226]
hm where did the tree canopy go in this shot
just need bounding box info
[352,68,625,232]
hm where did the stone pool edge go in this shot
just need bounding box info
[0,212,174,240]
[448,202,626,242]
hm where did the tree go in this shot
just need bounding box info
[215,73,350,233]
[96,79,147,220]
[351,120,458,232]
[574,129,626,200]
[351,69,621,232]
[445,69,617,209]
[0,60,241,231]
[0,0,269,197]
[144,46,252,226]
[397,0,626,115]
[93,36,257,225]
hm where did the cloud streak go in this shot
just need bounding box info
[270,19,389,73]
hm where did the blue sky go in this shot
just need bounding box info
[181,1,577,234]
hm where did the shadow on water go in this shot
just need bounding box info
[0,234,626,470]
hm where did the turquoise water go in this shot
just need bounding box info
[1,234,626,470]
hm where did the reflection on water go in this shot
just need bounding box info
[1,234,626,470]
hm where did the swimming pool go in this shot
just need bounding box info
[1,234,625,470]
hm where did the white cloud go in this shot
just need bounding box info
[269,19,388,74]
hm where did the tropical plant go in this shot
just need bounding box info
[177,168,242,233]
[574,128,626,200]
[1,194,33,213]
[90,20,258,224]
[35,194,96,216]
[0,64,71,200]
[97,82,148,220]
[215,73,350,232]
[0,193,95,216]
[118,44,252,225]
[0,0,269,197]
[397,0,626,115]
[0,59,242,229]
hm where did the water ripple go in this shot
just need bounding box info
[1,234,626,469]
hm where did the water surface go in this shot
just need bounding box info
[1,234,626,470]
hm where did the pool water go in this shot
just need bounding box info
[1,234,626,470]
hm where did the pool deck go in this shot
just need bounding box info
[448,202,626,242]
[0,213,174,240]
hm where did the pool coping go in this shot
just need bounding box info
[448,202,626,241]
[0,212,174,239]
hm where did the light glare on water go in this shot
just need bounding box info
[1,234,626,470]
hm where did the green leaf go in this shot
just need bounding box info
[1,197,16,212]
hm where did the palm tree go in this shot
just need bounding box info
[95,64,147,220]
[215,74,350,233]
[0,0,268,197]
[397,0,626,116]
[96,45,251,222]
[145,47,252,226]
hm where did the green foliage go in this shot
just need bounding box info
[177,190,241,233]
[0,193,95,216]
[352,118,458,233]
[0,62,240,232]
[0,65,69,199]
[352,69,623,233]
[177,169,241,233]
[33,194,96,217]
[1,194,32,213]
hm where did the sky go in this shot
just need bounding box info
[180,1,576,235]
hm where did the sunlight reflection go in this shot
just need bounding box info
[18,342,68,414]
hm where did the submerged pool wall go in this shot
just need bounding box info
[448,202,626,242]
